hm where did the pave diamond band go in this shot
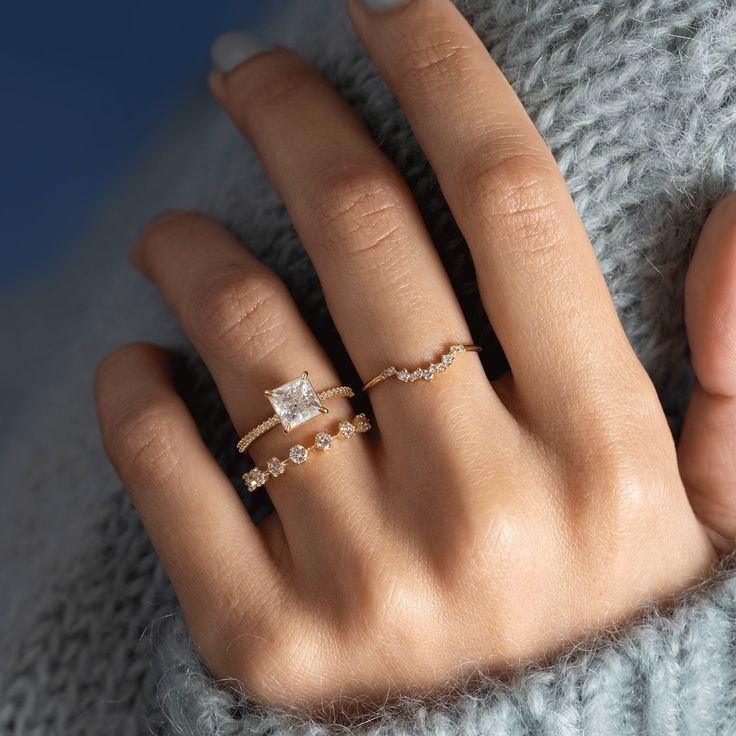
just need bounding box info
[236,372,354,453]
[242,413,372,491]
[362,344,482,392]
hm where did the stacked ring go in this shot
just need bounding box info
[237,371,354,453]
[242,413,371,491]
[362,344,482,391]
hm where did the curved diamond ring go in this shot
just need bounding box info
[236,372,354,453]
[362,344,482,392]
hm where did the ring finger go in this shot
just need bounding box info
[130,212,375,547]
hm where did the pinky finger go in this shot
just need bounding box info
[94,341,287,661]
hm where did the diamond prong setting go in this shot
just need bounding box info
[266,373,324,433]
[362,344,482,392]
[242,413,372,491]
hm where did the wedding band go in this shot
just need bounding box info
[237,371,354,453]
[242,413,372,491]
[362,344,482,391]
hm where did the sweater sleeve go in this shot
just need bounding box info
[154,553,736,735]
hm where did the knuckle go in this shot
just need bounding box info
[103,395,180,484]
[464,151,567,256]
[314,163,406,262]
[188,270,287,360]
[137,210,215,258]
[223,613,321,705]
[398,28,474,86]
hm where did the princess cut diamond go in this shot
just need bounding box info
[267,374,323,432]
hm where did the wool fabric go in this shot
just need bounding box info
[1,0,735,734]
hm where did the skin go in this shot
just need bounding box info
[94,0,736,716]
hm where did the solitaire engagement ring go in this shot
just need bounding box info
[236,371,354,453]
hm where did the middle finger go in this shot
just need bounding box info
[349,0,646,415]
[209,44,499,429]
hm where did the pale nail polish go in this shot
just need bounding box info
[360,0,411,11]
[210,32,274,74]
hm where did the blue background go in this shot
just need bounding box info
[1,1,266,292]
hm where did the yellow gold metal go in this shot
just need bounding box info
[242,413,372,492]
[319,407,329,414]
[236,384,355,453]
[362,344,482,392]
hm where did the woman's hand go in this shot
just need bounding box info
[94,0,735,712]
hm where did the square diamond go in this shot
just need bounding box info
[266,373,323,432]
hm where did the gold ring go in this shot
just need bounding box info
[242,413,371,491]
[362,344,482,391]
[236,371,354,453]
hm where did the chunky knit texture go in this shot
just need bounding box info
[1,0,736,733]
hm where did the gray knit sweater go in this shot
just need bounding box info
[2,0,736,734]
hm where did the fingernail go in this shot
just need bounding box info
[360,0,411,12]
[210,32,274,74]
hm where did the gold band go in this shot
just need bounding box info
[362,344,482,391]
[242,413,371,491]
[236,384,354,453]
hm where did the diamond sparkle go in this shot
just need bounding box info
[244,467,266,491]
[289,445,309,464]
[267,457,285,477]
[315,432,333,451]
[338,421,357,439]
[266,373,323,432]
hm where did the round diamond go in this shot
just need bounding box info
[397,369,411,382]
[288,445,309,464]
[382,367,397,378]
[435,361,447,372]
[409,370,421,382]
[244,467,266,491]
[338,421,356,439]
[267,457,285,477]
[449,345,463,354]
[315,432,333,451]
[423,366,436,381]
[353,414,371,432]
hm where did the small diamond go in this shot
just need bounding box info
[449,345,463,354]
[315,432,333,451]
[288,445,309,464]
[441,353,454,366]
[353,414,371,432]
[423,366,436,381]
[382,367,397,378]
[267,457,285,477]
[244,467,266,491]
[409,370,422,382]
[267,374,323,432]
[397,369,411,382]
[338,421,356,439]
